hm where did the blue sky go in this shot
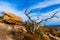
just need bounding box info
[0,0,45,10]
[0,0,60,26]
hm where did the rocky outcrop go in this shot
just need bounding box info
[0,12,23,25]
[0,12,27,40]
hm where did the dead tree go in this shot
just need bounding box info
[24,9,45,40]
[24,9,37,34]
[24,8,59,34]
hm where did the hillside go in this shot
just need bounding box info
[0,12,60,40]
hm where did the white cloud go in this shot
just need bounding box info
[0,1,28,21]
[30,0,60,9]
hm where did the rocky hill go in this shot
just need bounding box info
[0,12,26,40]
[0,12,60,40]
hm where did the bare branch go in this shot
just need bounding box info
[54,16,59,19]
[24,9,34,23]
[38,10,59,24]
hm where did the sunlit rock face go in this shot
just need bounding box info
[0,12,23,25]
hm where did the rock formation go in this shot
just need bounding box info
[0,12,23,25]
[0,12,27,40]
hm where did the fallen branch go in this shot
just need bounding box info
[48,33,60,40]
